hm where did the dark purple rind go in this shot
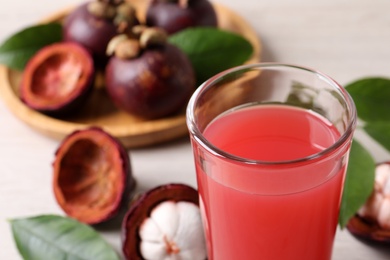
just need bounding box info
[146,0,217,35]
[121,183,199,260]
[63,2,120,67]
[63,2,116,66]
[105,43,196,119]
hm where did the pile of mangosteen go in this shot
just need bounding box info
[20,0,220,259]
[21,0,217,119]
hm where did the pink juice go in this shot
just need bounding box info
[194,104,349,260]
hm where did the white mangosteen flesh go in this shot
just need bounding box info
[139,200,207,260]
[359,163,390,229]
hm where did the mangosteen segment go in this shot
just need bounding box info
[53,127,134,225]
[20,42,94,116]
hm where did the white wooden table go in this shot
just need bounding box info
[1,0,390,259]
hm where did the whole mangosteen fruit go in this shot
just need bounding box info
[105,27,196,119]
[63,0,139,66]
[146,0,218,35]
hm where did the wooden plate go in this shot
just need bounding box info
[0,0,261,148]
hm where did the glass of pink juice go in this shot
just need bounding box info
[186,63,357,260]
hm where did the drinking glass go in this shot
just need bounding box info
[186,63,357,260]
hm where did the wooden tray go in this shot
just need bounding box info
[0,0,261,148]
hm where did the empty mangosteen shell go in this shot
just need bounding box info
[121,183,199,259]
[53,127,135,224]
[20,42,95,117]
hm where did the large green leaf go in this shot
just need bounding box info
[169,27,253,84]
[364,121,390,152]
[339,140,375,228]
[0,23,62,70]
[345,77,390,122]
[10,215,120,260]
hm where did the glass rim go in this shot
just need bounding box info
[186,62,357,165]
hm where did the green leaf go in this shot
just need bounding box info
[10,215,120,260]
[0,23,62,70]
[364,121,390,152]
[339,140,375,228]
[169,27,253,84]
[345,77,390,122]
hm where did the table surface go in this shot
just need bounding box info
[1,0,390,259]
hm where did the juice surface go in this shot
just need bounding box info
[196,105,346,260]
[204,104,339,162]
